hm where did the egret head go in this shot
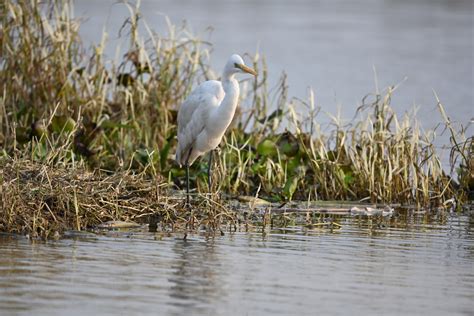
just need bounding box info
[224,54,257,76]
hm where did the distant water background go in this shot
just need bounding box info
[75,0,473,163]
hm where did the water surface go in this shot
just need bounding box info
[1,213,473,315]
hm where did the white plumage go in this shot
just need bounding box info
[176,54,257,167]
[175,54,256,204]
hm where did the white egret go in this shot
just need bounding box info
[175,54,257,204]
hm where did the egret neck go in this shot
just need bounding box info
[211,74,240,133]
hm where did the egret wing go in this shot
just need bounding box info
[176,80,224,165]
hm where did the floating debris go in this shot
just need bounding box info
[443,198,457,213]
[97,221,142,229]
[350,206,394,217]
[237,196,271,206]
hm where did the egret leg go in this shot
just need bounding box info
[184,161,191,241]
[184,147,192,208]
[207,150,213,190]
[185,162,190,206]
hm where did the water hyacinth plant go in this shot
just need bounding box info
[0,0,472,237]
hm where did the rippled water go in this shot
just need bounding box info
[1,213,473,315]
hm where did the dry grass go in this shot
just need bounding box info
[0,156,236,238]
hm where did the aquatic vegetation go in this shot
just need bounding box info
[0,0,471,237]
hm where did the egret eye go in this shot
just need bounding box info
[234,62,239,68]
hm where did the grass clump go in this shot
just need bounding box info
[0,0,472,237]
[0,156,234,238]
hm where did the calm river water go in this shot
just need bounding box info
[1,212,473,315]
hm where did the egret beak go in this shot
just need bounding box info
[235,63,257,76]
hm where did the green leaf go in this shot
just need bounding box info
[344,172,355,185]
[51,116,76,134]
[136,148,149,165]
[286,156,301,175]
[33,142,48,160]
[251,161,263,174]
[283,176,299,201]
[277,132,299,157]
[257,139,278,157]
